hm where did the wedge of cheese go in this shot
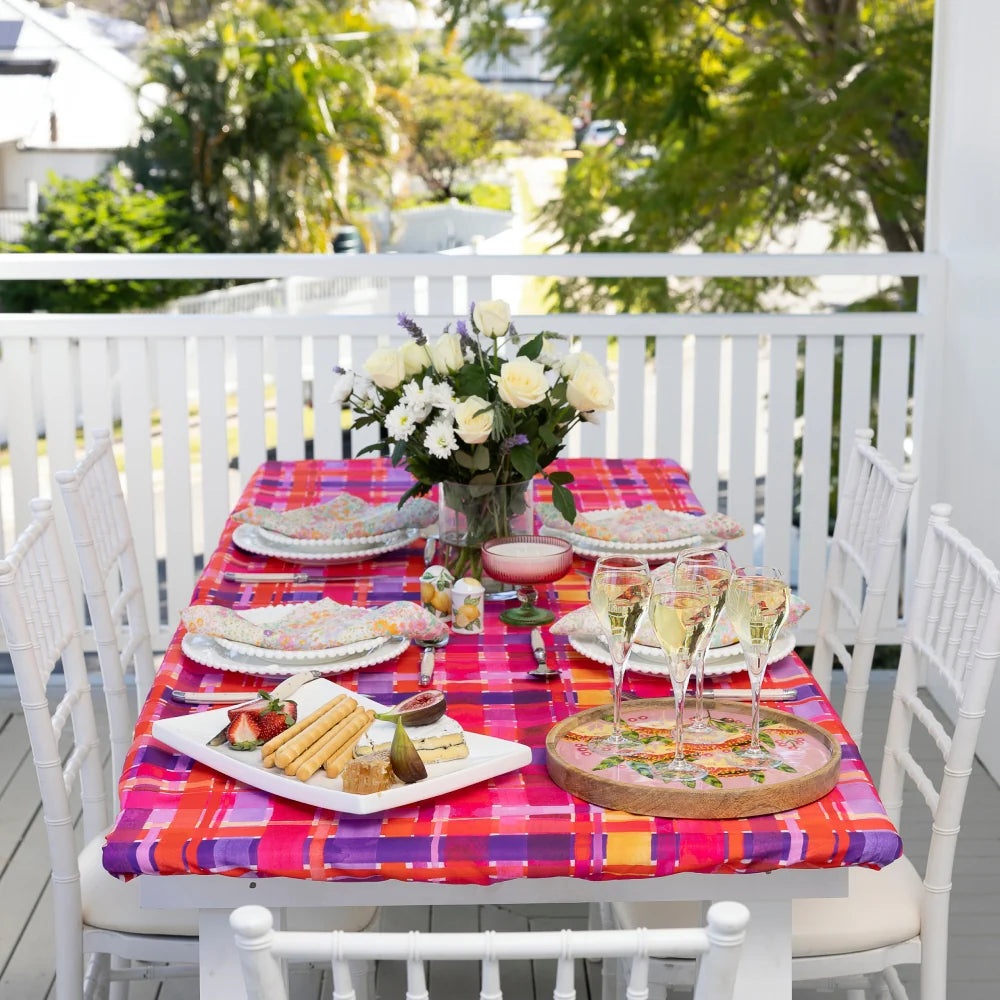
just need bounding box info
[354,714,469,764]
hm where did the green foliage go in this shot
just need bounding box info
[128,0,413,253]
[0,170,205,313]
[440,0,932,313]
[399,72,571,201]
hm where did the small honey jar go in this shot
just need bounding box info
[419,564,454,621]
[450,577,485,634]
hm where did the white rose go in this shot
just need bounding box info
[566,367,615,412]
[363,347,406,390]
[329,370,355,404]
[453,395,495,444]
[560,350,601,378]
[493,357,549,409]
[430,333,464,374]
[473,299,512,339]
[398,340,430,377]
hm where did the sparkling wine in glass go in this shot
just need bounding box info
[725,566,790,767]
[589,555,653,753]
[673,547,733,733]
[649,580,712,781]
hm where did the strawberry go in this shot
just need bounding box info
[226,690,298,744]
[226,712,263,750]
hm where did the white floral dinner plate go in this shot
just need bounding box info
[256,525,406,550]
[181,631,409,677]
[567,632,797,678]
[541,508,703,553]
[232,523,419,563]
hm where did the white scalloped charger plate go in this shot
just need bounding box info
[181,631,410,677]
[542,508,702,553]
[232,524,419,563]
[256,525,407,550]
[567,632,796,678]
[210,605,388,663]
[152,678,532,815]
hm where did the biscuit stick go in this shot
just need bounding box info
[259,694,347,766]
[324,714,378,780]
[282,705,368,777]
[293,708,374,782]
[274,697,357,769]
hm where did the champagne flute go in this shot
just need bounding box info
[649,579,712,781]
[725,566,791,767]
[673,547,733,733]
[589,554,653,753]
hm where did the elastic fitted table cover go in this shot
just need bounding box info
[102,458,902,885]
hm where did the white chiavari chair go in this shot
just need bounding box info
[55,429,156,796]
[608,503,1000,999]
[811,427,917,745]
[231,900,749,1000]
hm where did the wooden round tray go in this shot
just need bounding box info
[546,697,841,819]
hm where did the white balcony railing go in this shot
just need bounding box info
[0,252,945,650]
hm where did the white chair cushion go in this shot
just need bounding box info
[611,856,922,960]
[82,834,379,936]
[791,856,922,957]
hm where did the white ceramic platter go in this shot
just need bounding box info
[181,631,409,677]
[209,605,389,663]
[152,678,532,816]
[567,632,797,678]
[232,524,419,563]
[256,525,405,550]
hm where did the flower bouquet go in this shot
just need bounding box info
[332,299,615,581]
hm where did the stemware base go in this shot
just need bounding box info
[500,605,555,626]
[732,744,782,768]
[590,732,643,755]
[656,758,708,782]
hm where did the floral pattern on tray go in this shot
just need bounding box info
[181,598,447,650]
[232,492,437,541]
[551,594,809,648]
[536,502,743,543]
[559,704,827,789]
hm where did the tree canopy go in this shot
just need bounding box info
[440,0,933,310]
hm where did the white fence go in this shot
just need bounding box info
[0,252,944,650]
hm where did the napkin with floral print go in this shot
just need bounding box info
[537,502,743,544]
[552,594,809,649]
[233,492,438,541]
[181,598,448,650]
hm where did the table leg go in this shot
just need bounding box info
[732,898,792,1000]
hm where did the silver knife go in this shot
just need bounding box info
[528,627,559,678]
[418,646,436,686]
[203,669,323,746]
[224,572,357,583]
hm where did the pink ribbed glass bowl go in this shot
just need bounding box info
[481,535,574,584]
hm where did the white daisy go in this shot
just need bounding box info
[402,378,433,421]
[329,370,355,404]
[386,401,419,441]
[424,417,458,459]
[427,381,457,413]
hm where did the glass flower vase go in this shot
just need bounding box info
[438,480,534,594]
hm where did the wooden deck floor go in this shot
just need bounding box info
[1,669,998,999]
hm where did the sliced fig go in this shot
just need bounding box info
[389,717,428,783]
[377,689,447,727]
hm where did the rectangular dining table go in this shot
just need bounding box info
[103,458,903,1000]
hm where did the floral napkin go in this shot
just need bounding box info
[551,594,809,649]
[233,492,438,541]
[181,598,448,650]
[537,502,743,544]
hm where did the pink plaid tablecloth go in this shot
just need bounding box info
[103,458,902,885]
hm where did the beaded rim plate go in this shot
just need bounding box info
[255,525,407,549]
[567,632,797,678]
[232,524,420,563]
[540,508,702,553]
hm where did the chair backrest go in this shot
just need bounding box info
[0,498,110,999]
[877,503,1000,999]
[230,901,749,1000]
[56,428,156,788]
[811,427,917,743]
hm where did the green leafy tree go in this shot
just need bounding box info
[0,170,204,313]
[440,0,932,311]
[400,72,570,201]
[129,0,412,252]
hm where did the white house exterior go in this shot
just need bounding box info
[0,0,146,240]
